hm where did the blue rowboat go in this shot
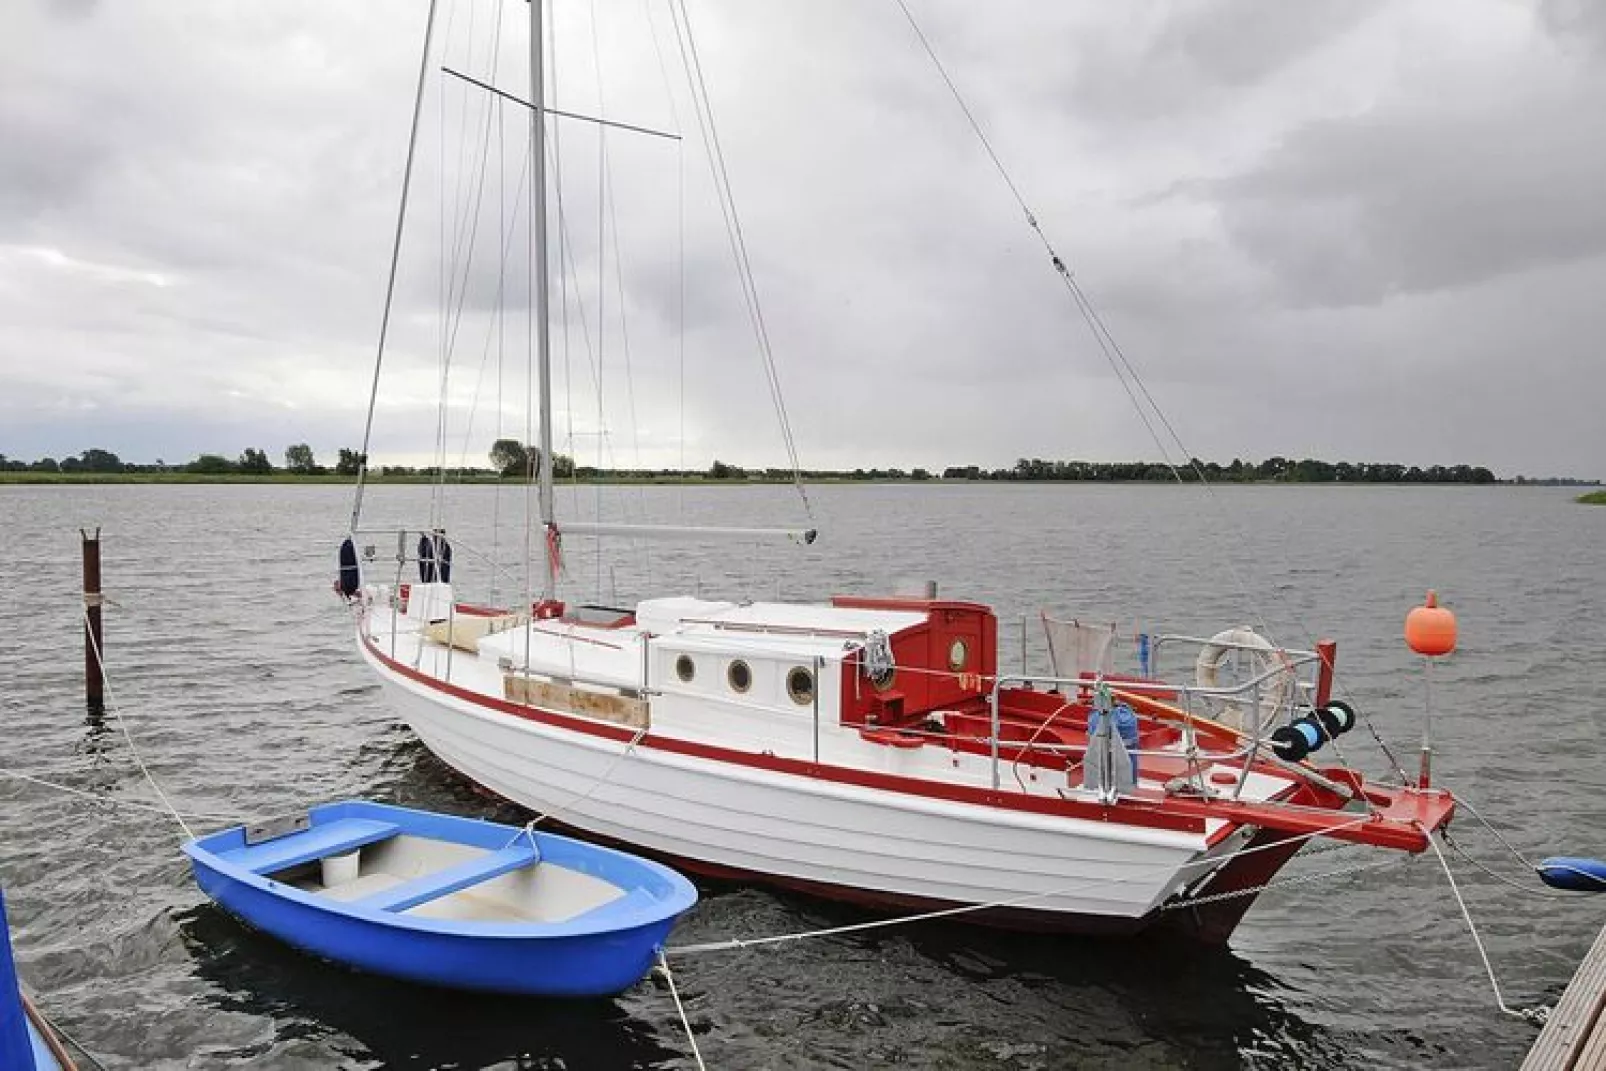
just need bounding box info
[1,889,74,1071]
[184,800,697,997]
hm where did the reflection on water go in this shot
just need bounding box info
[2,482,1598,1067]
[179,905,681,1070]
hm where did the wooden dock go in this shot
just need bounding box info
[1524,922,1606,1070]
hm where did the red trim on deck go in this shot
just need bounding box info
[362,630,1209,835]
[453,602,509,618]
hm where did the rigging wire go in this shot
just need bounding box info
[491,93,507,601]
[451,121,532,477]
[590,0,655,594]
[349,0,440,534]
[592,0,609,601]
[885,0,1413,785]
[665,0,813,519]
[434,0,508,530]
[638,0,689,519]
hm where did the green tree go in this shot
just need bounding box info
[489,438,538,477]
[188,454,234,475]
[77,447,123,472]
[284,443,317,473]
[334,448,362,476]
[238,447,272,474]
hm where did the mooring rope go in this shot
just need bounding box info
[668,814,1371,956]
[525,725,649,831]
[1424,830,1550,1025]
[83,609,194,840]
[655,951,708,1071]
[0,768,246,825]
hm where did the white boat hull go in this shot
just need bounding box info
[362,640,1228,932]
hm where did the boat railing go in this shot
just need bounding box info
[1148,632,1325,705]
[988,659,1324,793]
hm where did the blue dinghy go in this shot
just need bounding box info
[184,800,697,997]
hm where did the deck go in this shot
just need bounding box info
[1523,921,1606,1070]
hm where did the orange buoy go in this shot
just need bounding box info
[1405,590,1457,656]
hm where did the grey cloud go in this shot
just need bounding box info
[1205,86,1606,307]
[1059,1,1385,123]
[1539,0,1606,58]
[1,0,1603,479]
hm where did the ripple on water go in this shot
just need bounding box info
[1,483,1597,1068]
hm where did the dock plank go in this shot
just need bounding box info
[1523,922,1606,1071]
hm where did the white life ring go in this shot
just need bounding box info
[1194,627,1295,731]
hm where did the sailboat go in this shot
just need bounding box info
[342,0,1456,944]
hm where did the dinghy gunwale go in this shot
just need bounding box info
[183,800,698,941]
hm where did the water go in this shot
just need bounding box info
[2,481,1603,1069]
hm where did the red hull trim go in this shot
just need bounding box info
[362,629,1211,836]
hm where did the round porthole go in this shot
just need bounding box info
[727,659,753,693]
[869,665,896,692]
[787,666,815,706]
[948,638,970,671]
[675,654,696,683]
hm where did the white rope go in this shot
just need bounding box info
[525,725,649,830]
[1425,830,1550,1024]
[83,609,195,839]
[668,813,1371,955]
[1442,834,1584,900]
[0,768,247,825]
[656,950,708,1070]
[1451,791,1541,869]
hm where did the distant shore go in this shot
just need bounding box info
[3,471,1601,489]
[1579,490,1606,504]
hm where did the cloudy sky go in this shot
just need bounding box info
[2,0,1603,477]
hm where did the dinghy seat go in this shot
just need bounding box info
[224,819,402,876]
[356,840,541,914]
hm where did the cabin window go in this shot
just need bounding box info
[787,666,815,706]
[948,638,969,671]
[727,659,753,693]
[675,654,696,683]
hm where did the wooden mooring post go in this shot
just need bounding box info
[1522,921,1606,1070]
[81,527,104,713]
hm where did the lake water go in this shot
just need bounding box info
[2,481,1603,1069]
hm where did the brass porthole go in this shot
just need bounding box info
[787,666,815,706]
[869,665,896,692]
[948,638,970,671]
[675,654,696,683]
[727,659,753,693]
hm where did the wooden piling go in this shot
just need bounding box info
[81,527,103,712]
[1522,921,1606,1070]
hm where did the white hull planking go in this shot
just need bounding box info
[363,641,1230,925]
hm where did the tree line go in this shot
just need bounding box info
[944,457,1500,484]
[0,445,1536,486]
